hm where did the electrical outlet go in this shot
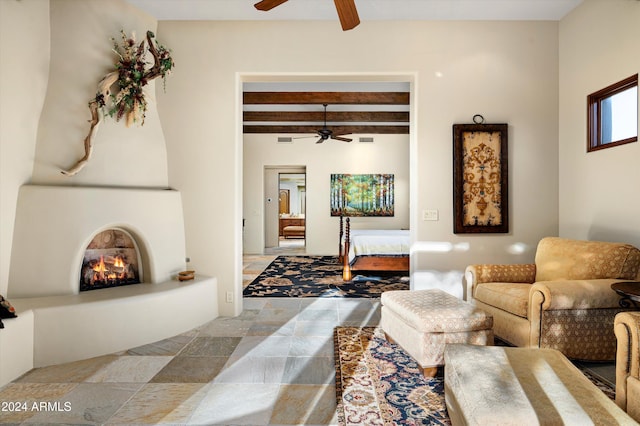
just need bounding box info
[422,209,439,221]
[226,291,233,303]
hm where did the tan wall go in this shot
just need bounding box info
[158,20,560,314]
[558,0,640,247]
[0,0,50,296]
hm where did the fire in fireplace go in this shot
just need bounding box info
[80,229,141,291]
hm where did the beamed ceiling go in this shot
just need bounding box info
[242,83,410,136]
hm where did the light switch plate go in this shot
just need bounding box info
[422,209,439,221]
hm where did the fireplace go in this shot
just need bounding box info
[8,185,191,298]
[5,185,219,375]
[80,229,142,291]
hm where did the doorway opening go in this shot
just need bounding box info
[263,165,307,255]
[278,172,306,250]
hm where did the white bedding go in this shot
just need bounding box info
[345,229,410,263]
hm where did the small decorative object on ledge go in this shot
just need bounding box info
[178,270,195,281]
[453,116,509,233]
[62,30,174,176]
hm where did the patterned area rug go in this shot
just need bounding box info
[243,255,409,298]
[335,327,450,425]
[334,327,616,426]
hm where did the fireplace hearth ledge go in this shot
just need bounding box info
[0,275,217,386]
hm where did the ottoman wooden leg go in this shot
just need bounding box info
[384,332,396,344]
[423,367,438,377]
[387,332,437,377]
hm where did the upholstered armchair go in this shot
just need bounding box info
[465,237,640,361]
[615,311,640,422]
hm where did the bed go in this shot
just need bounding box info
[338,216,410,281]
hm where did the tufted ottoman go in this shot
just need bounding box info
[380,289,493,376]
[444,344,636,425]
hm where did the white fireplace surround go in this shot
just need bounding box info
[9,185,187,297]
[1,185,218,386]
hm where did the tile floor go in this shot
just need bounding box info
[0,296,382,425]
[0,251,384,425]
[0,251,617,425]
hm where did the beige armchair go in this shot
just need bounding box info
[615,311,640,422]
[466,237,640,361]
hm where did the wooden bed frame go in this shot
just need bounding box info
[339,216,409,281]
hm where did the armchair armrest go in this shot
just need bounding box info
[465,264,535,301]
[615,311,640,416]
[536,279,624,310]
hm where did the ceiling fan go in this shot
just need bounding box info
[301,104,353,144]
[254,0,360,31]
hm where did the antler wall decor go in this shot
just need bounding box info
[61,30,174,176]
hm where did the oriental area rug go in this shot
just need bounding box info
[334,327,616,426]
[243,255,409,298]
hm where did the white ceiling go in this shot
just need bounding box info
[127,0,583,22]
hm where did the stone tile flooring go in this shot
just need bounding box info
[0,251,617,425]
[0,295,381,425]
[242,254,277,289]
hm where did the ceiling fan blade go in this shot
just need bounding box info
[254,0,288,11]
[334,0,360,31]
[315,137,325,144]
[332,135,353,142]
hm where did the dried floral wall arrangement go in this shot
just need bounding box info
[61,30,174,176]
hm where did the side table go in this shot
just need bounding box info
[611,281,640,308]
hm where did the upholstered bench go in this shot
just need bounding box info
[283,225,305,238]
[380,289,493,376]
[444,344,636,425]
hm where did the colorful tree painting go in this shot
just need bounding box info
[330,174,394,216]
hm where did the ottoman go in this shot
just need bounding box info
[444,344,636,425]
[380,289,493,376]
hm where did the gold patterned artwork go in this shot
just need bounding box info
[462,131,502,226]
[453,124,508,233]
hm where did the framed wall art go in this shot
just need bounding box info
[330,173,394,217]
[453,122,508,233]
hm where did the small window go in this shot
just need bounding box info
[587,74,638,152]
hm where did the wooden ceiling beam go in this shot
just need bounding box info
[243,91,409,105]
[243,111,409,122]
[243,125,409,134]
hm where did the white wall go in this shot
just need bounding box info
[30,0,168,187]
[558,0,640,247]
[1,0,183,299]
[0,0,50,297]
[243,134,410,254]
[158,20,560,313]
